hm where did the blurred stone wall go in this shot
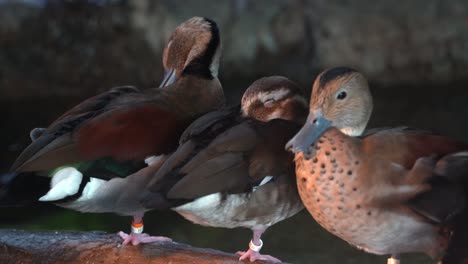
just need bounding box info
[0,0,467,99]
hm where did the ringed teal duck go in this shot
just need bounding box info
[286,67,468,263]
[7,17,224,245]
[141,76,308,262]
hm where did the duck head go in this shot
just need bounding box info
[286,67,373,154]
[159,17,221,88]
[241,76,308,124]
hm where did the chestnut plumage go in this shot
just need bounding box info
[288,67,468,263]
[6,17,225,246]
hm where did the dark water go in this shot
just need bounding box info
[1,90,460,263]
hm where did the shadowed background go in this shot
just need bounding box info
[1,0,468,263]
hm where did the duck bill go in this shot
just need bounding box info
[159,68,177,88]
[286,111,331,154]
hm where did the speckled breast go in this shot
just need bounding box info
[293,129,443,256]
[294,130,365,242]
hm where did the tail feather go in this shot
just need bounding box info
[438,151,468,264]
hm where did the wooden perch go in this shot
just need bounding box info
[0,229,277,264]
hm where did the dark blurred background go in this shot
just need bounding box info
[1,0,468,263]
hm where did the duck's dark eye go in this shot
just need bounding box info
[337,91,347,100]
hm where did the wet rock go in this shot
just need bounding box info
[0,229,277,263]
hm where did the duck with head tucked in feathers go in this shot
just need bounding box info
[286,67,468,264]
[6,16,224,246]
[141,76,308,263]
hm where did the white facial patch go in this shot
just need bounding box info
[242,87,290,115]
[340,123,367,137]
[258,88,289,104]
[39,167,83,202]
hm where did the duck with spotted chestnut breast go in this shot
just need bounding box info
[141,76,308,263]
[6,17,224,245]
[286,67,468,264]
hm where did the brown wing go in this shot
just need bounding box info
[247,120,300,181]
[140,106,244,207]
[52,86,140,124]
[407,151,468,224]
[363,129,468,223]
[11,86,184,172]
[363,128,467,169]
[77,103,181,161]
[178,105,241,145]
[166,122,256,199]
[166,119,301,200]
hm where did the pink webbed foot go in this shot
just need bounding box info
[118,231,172,246]
[236,249,282,263]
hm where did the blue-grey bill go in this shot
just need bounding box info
[159,68,177,88]
[285,113,331,154]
